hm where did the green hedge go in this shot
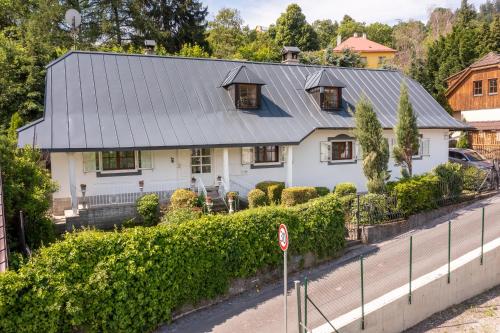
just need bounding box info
[136,193,160,226]
[334,182,357,196]
[248,188,267,208]
[170,189,198,209]
[314,187,330,197]
[463,167,487,191]
[255,181,285,204]
[0,194,345,333]
[281,186,318,207]
[392,174,441,215]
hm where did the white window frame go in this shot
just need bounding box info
[320,139,357,163]
[241,146,284,166]
[83,150,154,174]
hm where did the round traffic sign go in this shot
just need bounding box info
[278,224,288,251]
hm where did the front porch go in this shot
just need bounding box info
[51,146,295,218]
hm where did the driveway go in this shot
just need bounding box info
[157,194,500,333]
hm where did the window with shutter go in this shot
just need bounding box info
[320,142,331,162]
[83,152,99,173]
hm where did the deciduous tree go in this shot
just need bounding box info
[274,4,319,51]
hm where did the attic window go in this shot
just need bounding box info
[236,84,260,109]
[310,87,342,110]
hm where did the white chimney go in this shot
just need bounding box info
[144,40,156,55]
[281,46,301,64]
[362,33,367,39]
[336,35,342,46]
[354,32,359,38]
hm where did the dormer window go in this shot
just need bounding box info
[221,65,266,109]
[236,84,260,108]
[305,69,345,110]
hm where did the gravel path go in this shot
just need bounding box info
[405,284,500,333]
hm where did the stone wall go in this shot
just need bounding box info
[65,203,138,230]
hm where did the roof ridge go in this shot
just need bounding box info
[46,50,402,73]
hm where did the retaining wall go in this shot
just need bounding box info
[313,238,500,333]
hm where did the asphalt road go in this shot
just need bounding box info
[157,194,500,333]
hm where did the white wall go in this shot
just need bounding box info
[50,128,449,199]
[461,108,500,122]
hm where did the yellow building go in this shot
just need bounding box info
[333,33,396,69]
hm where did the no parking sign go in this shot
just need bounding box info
[278,224,288,251]
[278,223,289,333]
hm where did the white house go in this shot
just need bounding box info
[17,49,466,216]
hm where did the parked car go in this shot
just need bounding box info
[448,148,494,170]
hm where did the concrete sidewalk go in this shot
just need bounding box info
[156,195,500,333]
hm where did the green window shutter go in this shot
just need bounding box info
[139,151,153,169]
[83,152,99,173]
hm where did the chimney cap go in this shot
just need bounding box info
[282,46,301,54]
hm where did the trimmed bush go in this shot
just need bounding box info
[281,187,318,207]
[463,167,487,191]
[334,182,357,197]
[391,174,441,215]
[255,181,285,203]
[314,187,330,197]
[248,189,267,208]
[268,183,285,204]
[0,195,345,333]
[136,194,160,226]
[170,189,198,209]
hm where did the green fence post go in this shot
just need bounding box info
[360,255,365,330]
[295,280,302,333]
[481,207,485,265]
[409,235,413,304]
[304,277,308,333]
[447,220,451,284]
[356,194,361,240]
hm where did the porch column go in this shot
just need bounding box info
[223,148,230,191]
[286,146,293,187]
[68,152,78,215]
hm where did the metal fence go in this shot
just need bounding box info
[0,167,7,272]
[297,203,498,333]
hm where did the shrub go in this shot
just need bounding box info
[170,189,198,209]
[248,189,267,208]
[136,194,160,226]
[463,167,487,192]
[334,182,357,196]
[268,184,285,204]
[391,174,441,215]
[255,181,285,203]
[351,193,389,225]
[281,187,318,207]
[433,162,464,199]
[161,208,202,225]
[314,187,330,197]
[0,195,345,333]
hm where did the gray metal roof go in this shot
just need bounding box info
[304,69,346,90]
[17,51,467,151]
[220,65,266,87]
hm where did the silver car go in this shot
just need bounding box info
[448,148,494,170]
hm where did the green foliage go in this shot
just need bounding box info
[334,182,357,196]
[177,43,210,58]
[274,4,319,51]
[365,23,394,47]
[351,193,388,225]
[393,83,420,176]
[161,207,203,225]
[170,189,198,210]
[337,15,365,40]
[235,30,281,62]
[248,189,267,208]
[329,48,365,68]
[281,186,318,207]
[353,96,390,193]
[0,194,345,333]
[456,133,470,148]
[136,194,160,226]
[312,19,338,48]
[207,8,245,59]
[255,181,285,203]
[391,174,441,215]
[314,187,330,197]
[463,167,488,191]
[0,134,57,249]
[433,162,464,198]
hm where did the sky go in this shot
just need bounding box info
[203,0,486,27]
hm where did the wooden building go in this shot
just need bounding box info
[446,52,500,159]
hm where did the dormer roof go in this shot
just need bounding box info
[304,69,346,91]
[220,65,266,87]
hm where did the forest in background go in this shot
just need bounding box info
[0,0,499,130]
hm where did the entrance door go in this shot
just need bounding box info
[191,148,213,186]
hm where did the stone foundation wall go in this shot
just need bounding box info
[66,204,138,230]
[52,198,71,216]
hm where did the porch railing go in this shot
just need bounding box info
[229,178,253,198]
[81,179,190,207]
[196,177,208,198]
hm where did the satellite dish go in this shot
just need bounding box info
[65,9,81,30]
